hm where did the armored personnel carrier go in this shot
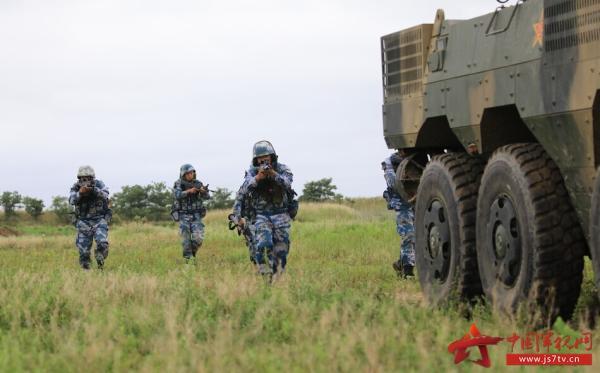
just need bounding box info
[381,0,600,323]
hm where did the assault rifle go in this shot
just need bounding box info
[181,180,216,195]
[76,178,95,194]
[259,160,272,172]
[228,213,256,264]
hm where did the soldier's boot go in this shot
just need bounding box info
[393,260,415,279]
[402,264,415,278]
[96,256,104,270]
[256,247,273,282]
[96,243,108,270]
[276,251,287,276]
[182,243,193,261]
[80,253,91,270]
[257,263,273,283]
[266,252,276,277]
[273,244,288,275]
[191,242,202,258]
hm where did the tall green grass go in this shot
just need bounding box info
[0,198,598,372]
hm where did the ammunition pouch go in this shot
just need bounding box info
[105,209,113,224]
[171,207,205,221]
[288,198,299,219]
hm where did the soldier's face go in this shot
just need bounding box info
[256,155,271,165]
[184,171,195,181]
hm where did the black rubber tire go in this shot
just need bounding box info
[591,167,600,295]
[415,153,483,305]
[476,143,585,325]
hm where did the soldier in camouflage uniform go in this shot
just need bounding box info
[232,141,295,277]
[382,152,415,278]
[172,164,210,261]
[69,165,111,270]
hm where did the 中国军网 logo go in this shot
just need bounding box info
[448,323,593,367]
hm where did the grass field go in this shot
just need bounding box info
[0,198,598,372]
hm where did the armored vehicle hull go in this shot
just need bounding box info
[382,0,600,324]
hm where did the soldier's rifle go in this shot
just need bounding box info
[227,213,256,263]
[182,180,216,194]
[258,160,272,172]
[76,179,96,195]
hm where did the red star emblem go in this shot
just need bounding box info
[533,13,544,47]
[448,324,503,367]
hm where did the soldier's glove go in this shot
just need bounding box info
[79,186,92,194]
[255,171,267,182]
[382,159,393,171]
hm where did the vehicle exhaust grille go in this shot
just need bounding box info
[381,24,432,102]
[545,0,600,51]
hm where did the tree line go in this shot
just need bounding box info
[1,178,346,223]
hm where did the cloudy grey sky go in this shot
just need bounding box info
[0,0,494,204]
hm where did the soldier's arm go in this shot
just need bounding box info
[174,181,192,200]
[384,167,396,190]
[93,180,110,201]
[239,168,259,194]
[68,184,80,205]
[273,165,293,191]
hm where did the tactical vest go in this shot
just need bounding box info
[173,179,206,215]
[74,181,110,220]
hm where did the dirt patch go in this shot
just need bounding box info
[0,226,20,237]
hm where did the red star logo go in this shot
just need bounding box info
[448,324,503,367]
[533,12,544,47]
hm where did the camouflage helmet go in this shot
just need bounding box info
[180,163,196,178]
[77,165,95,178]
[252,140,278,166]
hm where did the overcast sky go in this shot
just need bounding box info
[0,0,494,205]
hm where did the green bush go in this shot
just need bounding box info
[206,187,235,210]
[50,196,73,225]
[299,178,344,203]
[1,191,21,220]
[22,197,44,220]
[111,182,172,221]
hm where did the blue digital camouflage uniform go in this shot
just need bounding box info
[232,163,293,274]
[69,180,111,269]
[173,179,209,259]
[232,185,258,263]
[383,156,416,268]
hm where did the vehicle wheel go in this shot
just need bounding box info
[415,153,483,305]
[476,143,584,325]
[591,167,600,295]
